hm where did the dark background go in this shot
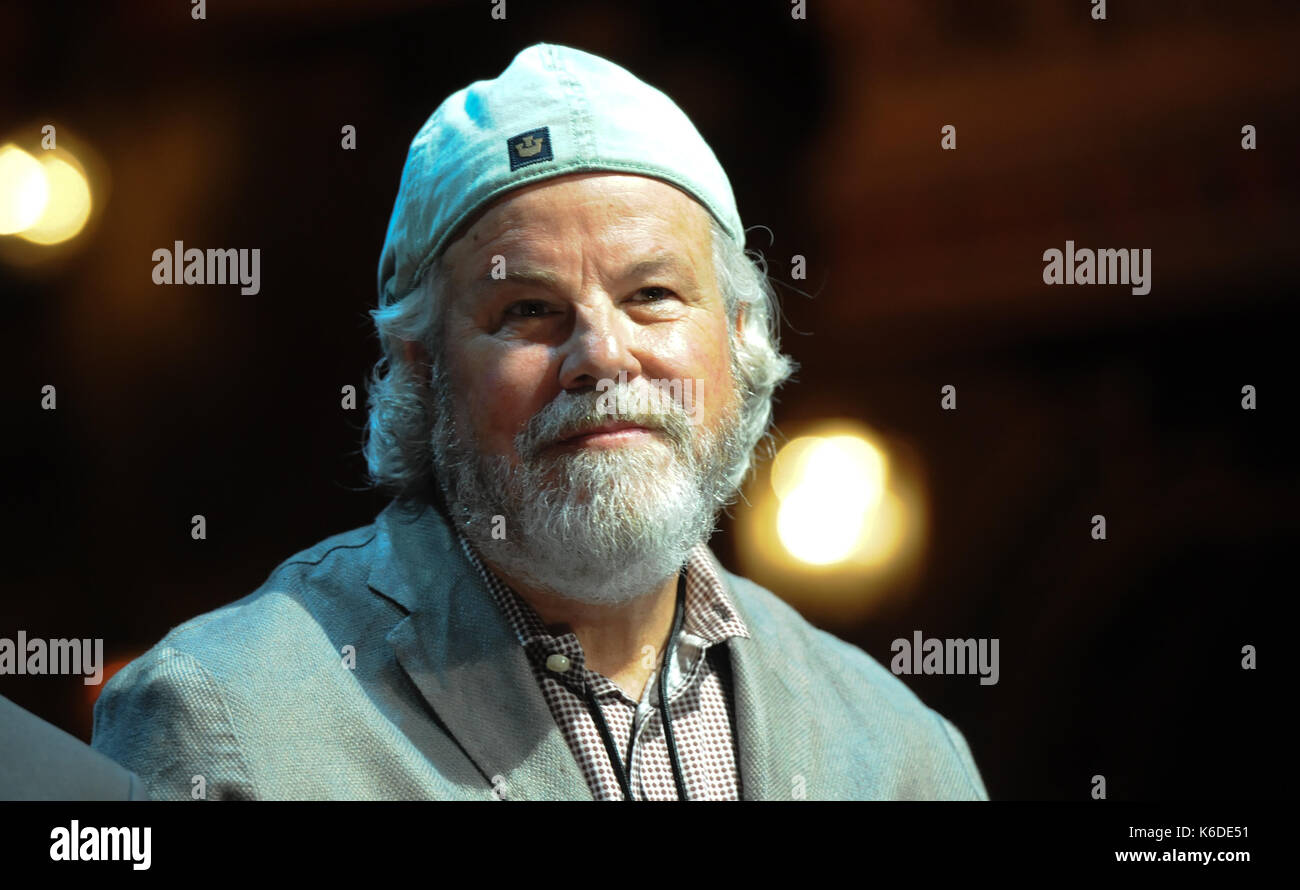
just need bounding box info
[1,0,1295,800]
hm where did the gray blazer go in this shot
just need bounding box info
[91,500,989,800]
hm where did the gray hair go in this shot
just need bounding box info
[362,217,796,505]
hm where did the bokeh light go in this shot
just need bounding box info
[773,435,888,565]
[734,420,929,626]
[0,145,49,235]
[19,155,93,244]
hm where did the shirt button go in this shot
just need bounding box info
[545,653,571,673]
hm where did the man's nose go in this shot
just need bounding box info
[557,302,641,391]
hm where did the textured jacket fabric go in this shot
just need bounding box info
[91,499,989,800]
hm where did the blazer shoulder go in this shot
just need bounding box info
[719,569,921,706]
[92,516,393,800]
[91,644,259,800]
[158,517,384,658]
[719,569,895,682]
[719,567,989,799]
[262,519,380,588]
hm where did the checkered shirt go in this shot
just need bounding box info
[456,532,750,800]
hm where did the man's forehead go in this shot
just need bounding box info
[445,176,714,279]
[468,251,704,293]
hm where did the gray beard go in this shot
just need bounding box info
[429,362,749,605]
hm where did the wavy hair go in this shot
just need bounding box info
[363,217,796,506]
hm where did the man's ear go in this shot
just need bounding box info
[734,303,748,338]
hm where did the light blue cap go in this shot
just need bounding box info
[377,42,744,305]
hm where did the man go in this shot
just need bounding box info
[91,43,988,800]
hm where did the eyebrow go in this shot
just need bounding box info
[621,254,698,285]
[472,253,699,293]
[474,266,560,289]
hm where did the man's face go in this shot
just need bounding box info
[440,171,736,473]
[426,172,749,604]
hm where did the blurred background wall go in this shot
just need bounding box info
[1,0,1295,799]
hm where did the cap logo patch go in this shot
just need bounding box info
[508,127,553,170]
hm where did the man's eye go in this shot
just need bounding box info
[635,287,675,303]
[505,300,551,318]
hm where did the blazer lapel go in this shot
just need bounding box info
[367,500,593,800]
[713,556,818,801]
[368,500,811,801]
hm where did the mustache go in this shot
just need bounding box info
[515,382,696,461]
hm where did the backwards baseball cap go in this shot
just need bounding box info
[376,42,744,305]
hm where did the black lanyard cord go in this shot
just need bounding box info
[660,570,689,800]
[585,569,689,801]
